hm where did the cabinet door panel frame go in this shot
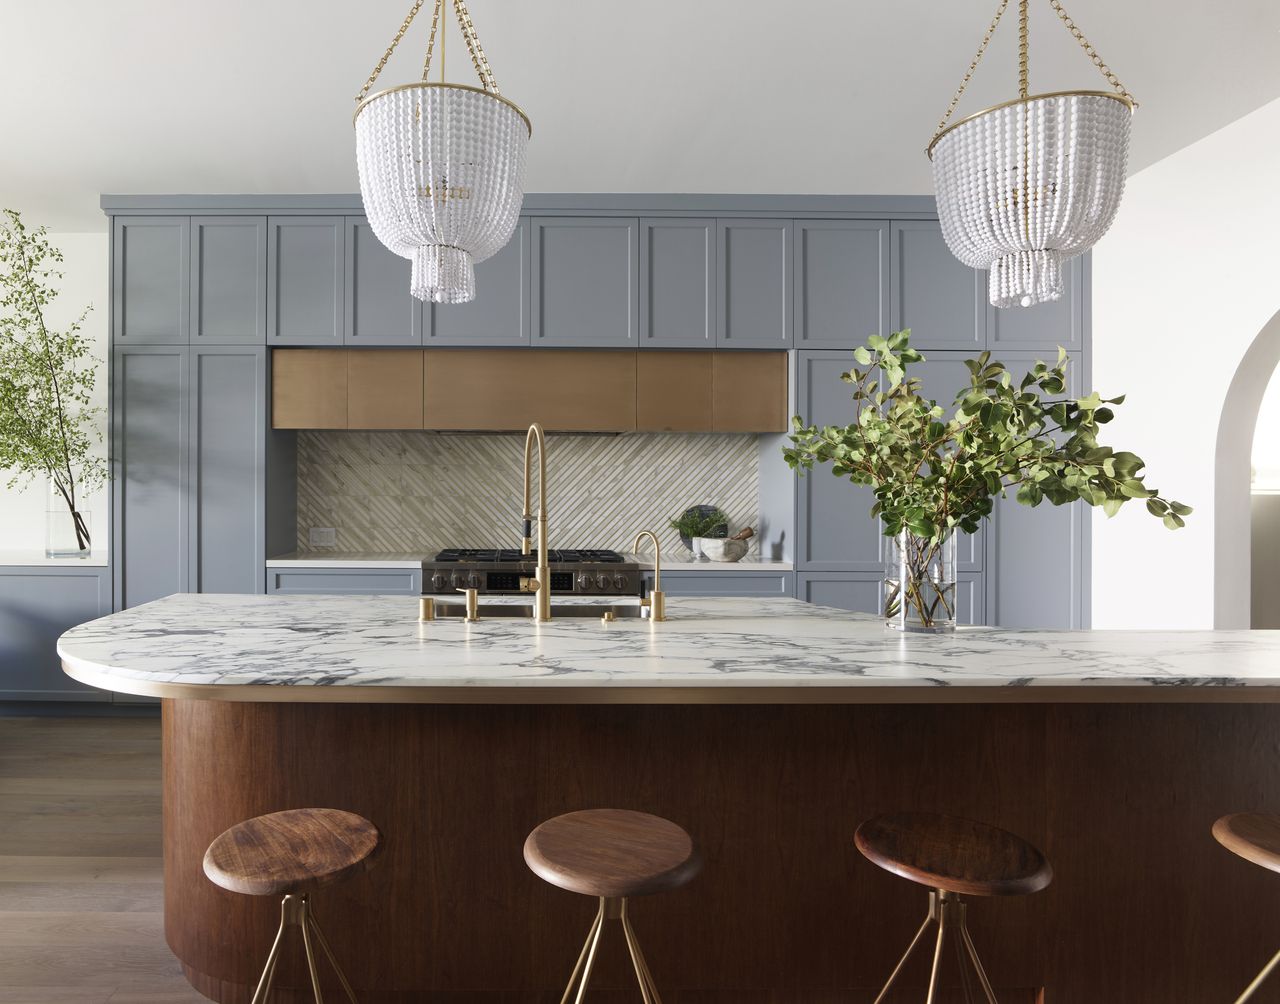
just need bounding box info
[639,217,716,347]
[717,218,793,347]
[112,216,190,344]
[266,216,345,345]
[531,217,639,347]
[190,216,267,344]
[344,217,423,345]
[793,219,889,349]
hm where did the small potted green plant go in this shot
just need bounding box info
[668,506,729,558]
[784,330,1190,632]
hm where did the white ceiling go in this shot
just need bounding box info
[3,0,1278,231]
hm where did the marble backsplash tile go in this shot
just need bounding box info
[296,431,761,557]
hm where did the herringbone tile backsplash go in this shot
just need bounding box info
[296,431,761,557]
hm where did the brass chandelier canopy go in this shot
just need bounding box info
[928,0,1137,309]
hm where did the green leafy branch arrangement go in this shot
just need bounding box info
[783,330,1191,547]
[0,210,105,551]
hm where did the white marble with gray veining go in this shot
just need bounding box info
[55,593,1280,700]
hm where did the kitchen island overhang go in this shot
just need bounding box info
[55,593,1280,1003]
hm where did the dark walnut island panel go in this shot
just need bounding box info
[59,594,1280,1003]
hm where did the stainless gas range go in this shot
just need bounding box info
[422,548,644,597]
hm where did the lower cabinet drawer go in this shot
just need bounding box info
[267,567,422,595]
[798,571,985,625]
[646,571,795,598]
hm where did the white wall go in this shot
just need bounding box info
[1092,96,1280,628]
[0,232,109,556]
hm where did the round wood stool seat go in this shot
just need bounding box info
[524,808,701,899]
[203,807,380,897]
[856,811,1052,897]
[1214,812,1280,874]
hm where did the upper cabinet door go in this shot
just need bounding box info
[717,219,792,347]
[345,217,422,345]
[427,219,529,346]
[531,217,638,347]
[639,218,715,347]
[794,220,889,348]
[890,220,983,350]
[190,217,266,344]
[113,217,189,344]
[986,254,1085,351]
[267,217,344,345]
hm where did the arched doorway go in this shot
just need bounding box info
[1214,307,1280,627]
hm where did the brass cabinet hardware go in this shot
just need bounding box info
[633,530,666,622]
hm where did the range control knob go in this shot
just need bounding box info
[595,572,611,590]
[613,573,629,591]
[577,571,594,592]
[431,572,449,591]
[466,572,482,589]
[450,572,466,589]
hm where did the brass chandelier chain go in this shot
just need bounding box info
[356,0,500,103]
[929,0,1137,149]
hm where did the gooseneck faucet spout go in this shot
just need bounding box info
[633,530,666,622]
[521,423,552,622]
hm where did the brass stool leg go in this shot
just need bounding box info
[958,921,999,1004]
[559,898,606,1004]
[924,894,949,1004]
[620,898,663,1004]
[248,894,361,1004]
[871,890,1001,1004]
[1234,944,1280,1003]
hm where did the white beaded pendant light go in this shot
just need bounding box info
[928,0,1135,308]
[354,0,530,304]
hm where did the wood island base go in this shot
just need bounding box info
[163,698,1280,1003]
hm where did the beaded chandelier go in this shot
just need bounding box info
[354,0,529,304]
[928,0,1135,308]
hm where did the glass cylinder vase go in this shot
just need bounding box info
[46,488,92,559]
[883,529,957,633]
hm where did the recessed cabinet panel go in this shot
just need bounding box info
[191,217,266,344]
[718,219,792,347]
[424,349,637,431]
[796,352,881,571]
[799,573,881,614]
[271,349,347,429]
[795,220,889,348]
[532,218,638,346]
[987,255,1084,350]
[190,347,265,594]
[114,217,189,343]
[345,218,421,345]
[637,352,712,431]
[348,349,425,429]
[712,352,787,432]
[640,218,715,347]
[113,346,189,609]
[429,220,529,345]
[267,217,344,345]
[890,220,982,349]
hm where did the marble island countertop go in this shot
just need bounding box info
[58,593,1280,704]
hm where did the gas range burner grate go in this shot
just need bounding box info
[433,548,627,564]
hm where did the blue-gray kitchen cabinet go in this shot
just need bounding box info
[189,346,266,594]
[986,255,1085,351]
[266,567,422,595]
[112,216,189,344]
[639,218,715,347]
[345,217,422,345]
[643,570,794,598]
[427,218,530,346]
[267,216,344,345]
[793,219,889,348]
[531,217,638,346]
[985,350,1088,628]
[112,345,190,610]
[795,351,881,572]
[0,566,112,701]
[798,570,984,624]
[717,218,792,347]
[190,217,267,344]
[890,220,983,350]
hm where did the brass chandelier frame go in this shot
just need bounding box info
[926,0,1135,158]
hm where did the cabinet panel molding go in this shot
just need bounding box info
[890,220,983,349]
[794,219,889,348]
[345,217,422,345]
[639,218,715,347]
[717,218,792,347]
[531,218,638,346]
[191,217,266,344]
[428,219,529,345]
[113,216,190,344]
[267,216,344,345]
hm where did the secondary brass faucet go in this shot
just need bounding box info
[633,530,666,621]
[520,423,552,622]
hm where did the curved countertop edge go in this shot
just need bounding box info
[59,656,1280,705]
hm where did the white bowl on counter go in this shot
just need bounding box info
[695,537,749,562]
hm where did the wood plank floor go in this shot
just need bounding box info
[0,714,206,1004]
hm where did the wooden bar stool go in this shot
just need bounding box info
[524,808,701,1004]
[1214,812,1280,1002]
[203,807,380,1004]
[855,811,1052,1004]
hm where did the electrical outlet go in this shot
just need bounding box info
[308,527,337,548]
